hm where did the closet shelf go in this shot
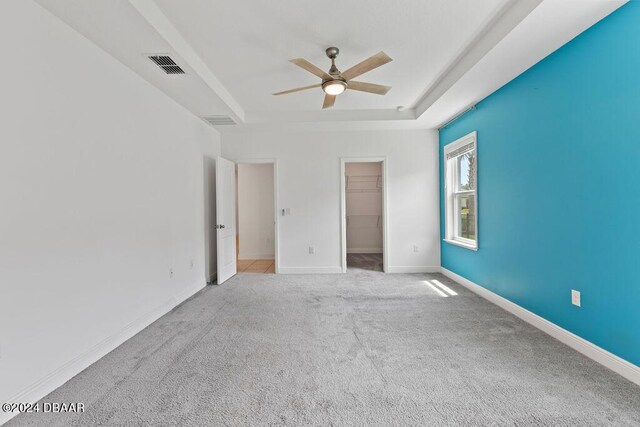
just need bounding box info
[346,214,382,228]
[346,174,383,193]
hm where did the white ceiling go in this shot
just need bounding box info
[35,0,626,131]
[153,0,507,112]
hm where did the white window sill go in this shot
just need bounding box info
[443,239,478,251]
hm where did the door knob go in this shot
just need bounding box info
[215,224,226,229]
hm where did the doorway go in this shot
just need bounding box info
[235,162,277,274]
[341,158,387,273]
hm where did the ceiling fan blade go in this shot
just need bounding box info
[273,83,322,96]
[290,58,331,79]
[347,81,391,95]
[341,51,392,81]
[322,94,336,109]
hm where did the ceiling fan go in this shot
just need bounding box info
[273,47,392,109]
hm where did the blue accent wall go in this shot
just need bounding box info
[439,2,640,367]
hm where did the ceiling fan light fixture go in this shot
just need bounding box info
[322,80,347,95]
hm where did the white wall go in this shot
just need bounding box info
[345,162,383,254]
[0,0,220,416]
[237,164,275,259]
[222,129,440,273]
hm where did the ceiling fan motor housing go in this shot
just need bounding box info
[324,46,347,93]
[325,46,342,75]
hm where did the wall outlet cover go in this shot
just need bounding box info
[571,289,581,307]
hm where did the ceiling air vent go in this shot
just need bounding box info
[202,116,236,126]
[148,55,185,75]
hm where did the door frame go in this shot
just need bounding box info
[340,157,388,273]
[234,158,280,274]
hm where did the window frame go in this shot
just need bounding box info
[444,131,478,251]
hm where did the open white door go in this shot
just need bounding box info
[216,156,237,284]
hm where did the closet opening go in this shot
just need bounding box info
[340,159,387,273]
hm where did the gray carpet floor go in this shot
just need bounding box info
[10,270,640,426]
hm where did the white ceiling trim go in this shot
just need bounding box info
[413,0,543,118]
[246,108,416,124]
[416,0,627,130]
[219,120,428,134]
[128,0,246,123]
[37,0,627,133]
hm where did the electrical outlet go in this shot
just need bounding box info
[309,246,315,255]
[571,289,581,307]
[169,268,174,279]
[413,245,419,253]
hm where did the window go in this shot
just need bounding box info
[444,131,477,250]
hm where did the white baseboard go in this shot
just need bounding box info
[279,266,441,274]
[386,266,441,273]
[277,266,343,274]
[347,248,383,254]
[440,267,640,387]
[0,280,206,425]
[238,253,275,260]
